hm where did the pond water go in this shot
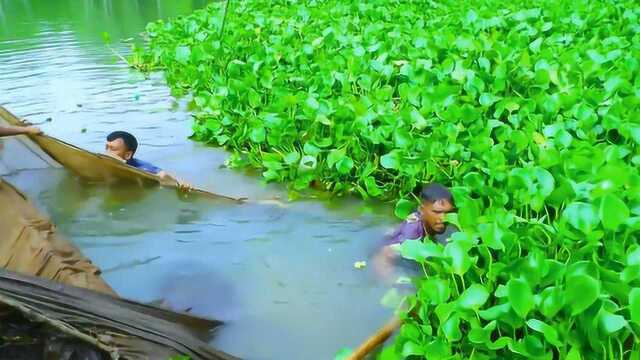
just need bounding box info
[0,1,398,359]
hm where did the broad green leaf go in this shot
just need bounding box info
[380,150,401,170]
[508,278,534,318]
[175,46,191,64]
[444,241,472,275]
[629,288,640,325]
[566,347,582,360]
[336,156,354,174]
[566,274,600,315]
[478,222,505,250]
[394,199,415,219]
[442,313,462,342]
[364,176,382,197]
[401,341,425,357]
[526,319,561,346]
[563,202,599,234]
[334,348,352,360]
[327,148,345,168]
[458,284,489,310]
[598,310,627,334]
[479,303,511,321]
[399,240,443,262]
[284,151,300,165]
[540,286,564,318]
[419,278,451,305]
[599,194,629,231]
[249,127,266,143]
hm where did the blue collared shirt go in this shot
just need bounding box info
[126,158,162,175]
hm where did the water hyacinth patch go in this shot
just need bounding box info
[133,0,640,358]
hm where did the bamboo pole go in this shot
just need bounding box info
[347,316,401,360]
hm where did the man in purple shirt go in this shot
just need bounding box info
[105,131,192,191]
[373,183,458,280]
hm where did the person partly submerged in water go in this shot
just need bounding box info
[373,182,458,280]
[104,131,192,191]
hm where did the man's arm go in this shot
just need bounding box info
[157,171,193,192]
[372,244,400,283]
[0,125,41,137]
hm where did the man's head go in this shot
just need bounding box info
[419,183,455,235]
[105,131,138,161]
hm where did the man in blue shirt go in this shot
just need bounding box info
[105,131,192,191]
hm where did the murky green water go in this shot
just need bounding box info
[0,1,397,359]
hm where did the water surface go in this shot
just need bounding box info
[0,1,397,358]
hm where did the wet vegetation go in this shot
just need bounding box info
[126,0,640,358]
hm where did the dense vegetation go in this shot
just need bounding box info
[135,0,640,358]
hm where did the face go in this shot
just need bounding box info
[105,138,132,161]
[419,199,455,234]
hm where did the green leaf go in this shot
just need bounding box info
[399,240,443,262]
[175,45,191,64]
[479,303,511,321]
[599,194,630,231]
[478,222,505,251]
[364,176,382,197]
[540,286,564,318]
[566,274,600,315]
[401,341,425,357]
[334,348,352,360]
[306,96,320,110]
[563,202,600,234]
[442,313,462,342]
[508,278,534,318]
[327,148,345,168]
[284,151,301,165]
[458,284,489,310]
[444,241,472,276]
[598,310,627,334]
[566,347,582,360]
[249,127,266,143]
[336,156,354,174]
[526,319,561,347]
[380,150,401,170]
[303,142,321,156]
[479,93,501,107]
[394,199,415,219]
[420,278,451,305]
[629,288,640,325]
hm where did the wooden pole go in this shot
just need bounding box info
[347,316,401,360]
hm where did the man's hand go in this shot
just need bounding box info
[158,171,193,192]
[23,126,43,135]
[177,180,193,192]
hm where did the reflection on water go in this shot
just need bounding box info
[0,1,397,359]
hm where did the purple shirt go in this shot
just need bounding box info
[386,212,458,246]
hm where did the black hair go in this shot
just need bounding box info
[421,183,453,204]
[106,131,138,155]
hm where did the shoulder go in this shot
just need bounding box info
[385,212,424,245]
[405,212,421,223]
[127,158,161,174]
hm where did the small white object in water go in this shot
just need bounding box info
[354,260,367,269]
